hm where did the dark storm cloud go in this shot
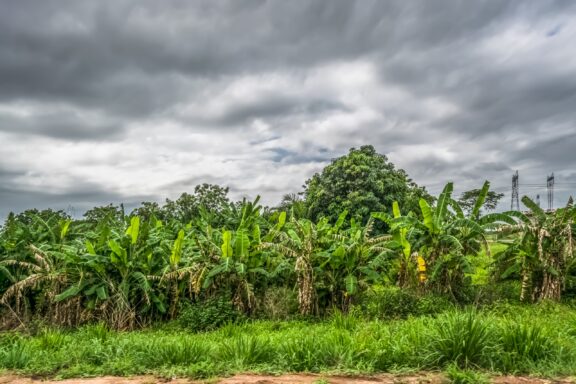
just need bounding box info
[0,1,521,114]
[0,177,150,219]
[0,166,24,179]
[184,96,350,127]
[0,0,575,215]
[217,99,349,126]
[0,111,124,141]
[433,70,576,138]
[512,132,576,165]
[161,175,229,192]
[267,148,330,165]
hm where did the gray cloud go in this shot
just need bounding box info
[0,177,155,219]
[0,0,575,217]
[0,110,124,141]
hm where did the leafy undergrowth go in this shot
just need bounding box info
[1,305,575,380]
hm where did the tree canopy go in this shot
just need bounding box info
[303,145,432,224]
[163,183,231,224]
[458,188,504,215]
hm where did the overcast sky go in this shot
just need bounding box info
[1,0,575,218]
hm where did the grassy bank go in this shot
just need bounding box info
[1,303,575,380]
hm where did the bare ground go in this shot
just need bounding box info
[0,373,573,384]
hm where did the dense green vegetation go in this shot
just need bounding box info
[1,145,575,379]
[303,146,432,224]
[1,303,576,378]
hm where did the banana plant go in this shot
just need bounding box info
[496,196,575,301]
[388,183,494,297]
[261,216,335,315]
[75,215,169,329]
[202,198,272,313]
[374,201,416,289]
[0,244,81,326]
[0,211,83,326]
[316,211,391,311]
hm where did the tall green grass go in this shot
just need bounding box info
[0,304,575,378]
[426,310,494,369]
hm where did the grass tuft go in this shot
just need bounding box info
[426,310,493,369]
[217,334,272,368]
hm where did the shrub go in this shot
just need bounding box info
[178,298,242,332]
[472,280,522,305]
[417,294,455,315]
[258,286,299,320]
[360,286,453,319]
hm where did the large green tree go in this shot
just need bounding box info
[303,145,431,224]
[458,188,504,217]
[163,183,231,225]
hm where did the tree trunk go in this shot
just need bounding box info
[520,265,531,302]
[537,269,562,301]
[535,250,564,301]
[169,280,179,319]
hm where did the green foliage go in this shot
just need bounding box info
[1,305,576,378]
[279,332,325,371]
[217,335,272,367]
[387,181,512,299]
[497,322,554,370]
[0,342,30,369]
[0,167,573,369]
[276,193,308,220]
[136,338,210,366]
[458,184,504,217]
[329,309,360,331]
[303,145,432,225]
[163,183,231,224]
[496,196,576,302]
[83,204,123,224]
[36,328,67,350]
[360,286,453,319]
[427,310,494,369]
[258,287,299,320]
[79,322,111,342]
[446,364,490,384]
[178,298,242,332]
[471,280,522,305]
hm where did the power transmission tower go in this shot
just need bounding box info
[547,173,555,211]
[511,170,519,211]
[66,204,76,218]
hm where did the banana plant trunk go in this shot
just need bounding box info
[169,279,179,319]
[537,250,564,301]
[538,271,562,301]
[520,260,531,302]
[296,257,315,315]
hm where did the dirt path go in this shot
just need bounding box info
[0,373,573,384]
